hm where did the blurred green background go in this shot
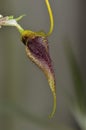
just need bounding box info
[0,0,86,130]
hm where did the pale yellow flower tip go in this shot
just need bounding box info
[47,74,56,118]
[49,92,56,118]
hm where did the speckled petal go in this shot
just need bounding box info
[22,31,56,118]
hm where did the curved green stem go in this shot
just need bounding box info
[16,23,24,34]
[45,0,54,36]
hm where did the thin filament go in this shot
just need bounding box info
[45,0,54,36]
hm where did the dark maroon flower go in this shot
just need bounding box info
[22,30,56,118]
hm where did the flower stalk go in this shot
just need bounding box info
[45,0,54,36]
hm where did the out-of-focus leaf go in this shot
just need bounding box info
[64,40,86,113]
[0,101,57,128]
[0,101,76,130]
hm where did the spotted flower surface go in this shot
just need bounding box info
[22,30,56,118]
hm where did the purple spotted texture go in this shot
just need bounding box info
[22,36,54,73]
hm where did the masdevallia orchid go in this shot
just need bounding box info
[0,0,56,118]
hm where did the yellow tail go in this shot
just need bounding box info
[47,73,56,118]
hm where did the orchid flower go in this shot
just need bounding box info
[0,0,56,118]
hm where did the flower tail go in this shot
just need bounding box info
[49,90,56,118]
[47,73,56,118]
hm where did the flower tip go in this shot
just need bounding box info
[49,92,56,118]
[15,14,26,21]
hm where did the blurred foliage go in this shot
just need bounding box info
[64,40,86,130]
[0,101,75,130]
